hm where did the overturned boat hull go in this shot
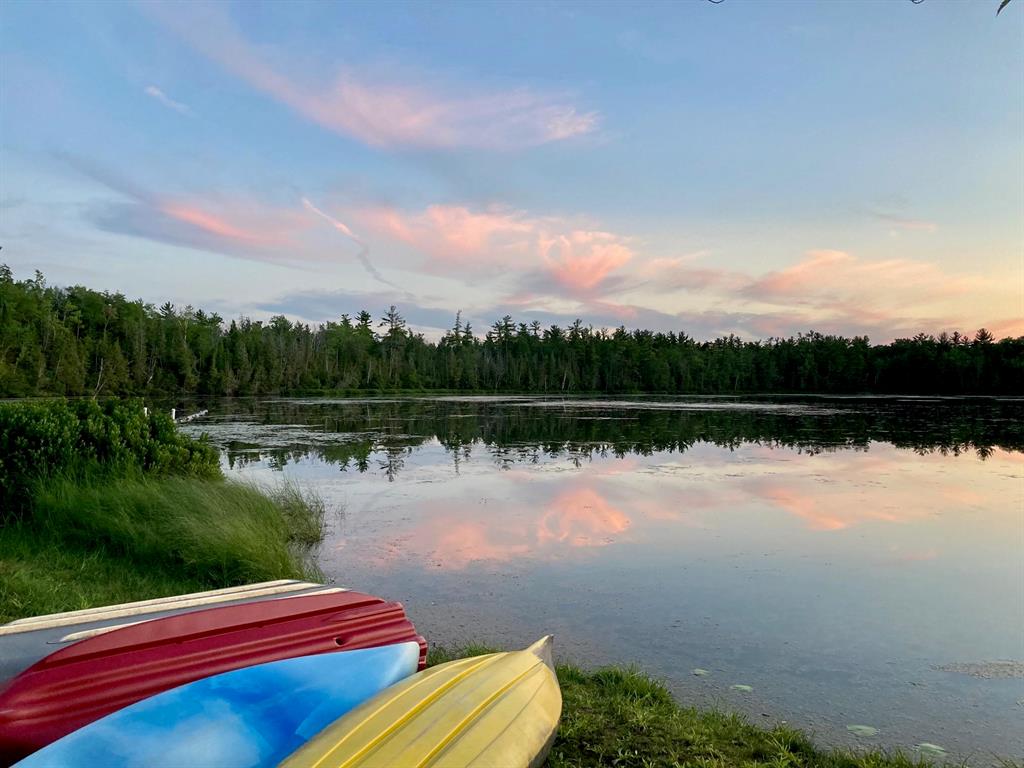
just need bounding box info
[0,580,339,686]
[0,590,426,764]
[14,642,422,768]
[280,636,561,768]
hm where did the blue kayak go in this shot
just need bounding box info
[14,642,421,768]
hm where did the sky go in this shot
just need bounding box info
[1,0,1021,342]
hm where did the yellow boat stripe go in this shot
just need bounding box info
[462,667,550,767]
[416,660,541,768]
[314,654,506,768]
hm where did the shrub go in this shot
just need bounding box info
[0,399,220,522]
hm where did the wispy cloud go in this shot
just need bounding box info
[53,150,1019,342]
[90,197,305,265]
[159,203,267,243]
[869,210,937,232]
[143,85,192,116]
[146,2,597,150]
[632,254,745,293]
[742,249,980,305]
[301,198,398,288]
[984,315,1024,338]
[57,154,338,266]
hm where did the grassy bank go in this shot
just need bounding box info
[0,398,325,622]
[429,646,934,768]
[0,477,325,622]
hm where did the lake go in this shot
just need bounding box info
[181,396,1024,762]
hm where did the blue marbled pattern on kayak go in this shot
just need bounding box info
[15,642,420,768]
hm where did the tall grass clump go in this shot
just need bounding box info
[269,479,328,547]
[31,476,325,584]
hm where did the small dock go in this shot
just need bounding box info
[174,409,209,423]
[145,407,209,423]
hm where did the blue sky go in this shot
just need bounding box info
[1,0,1021,341]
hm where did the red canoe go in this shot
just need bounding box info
[0,580,342,687]
[0,591,427,764]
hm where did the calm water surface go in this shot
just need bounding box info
[182,396,1024,761]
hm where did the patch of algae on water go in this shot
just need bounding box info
[933,660,1024,678]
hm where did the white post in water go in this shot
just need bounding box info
[170,408,176,421]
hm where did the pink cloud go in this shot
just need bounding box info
[537,486,631,547]
[740,449,992,532]
[752,483,851,531]
[147,3,597,150]
[428,521,533,570]
[357,205,534,276]
[608,251,1002,344]
[744,250,852,298]
[539,231,633,293]
[745,249,980,303]
[153,199,324,257]
[877,548,940,566]
[355,203,633,295]
[361,479,635,571]
[159,203,276,245]
[985,316,1024,338]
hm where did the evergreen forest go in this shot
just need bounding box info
[2,266,1021,397]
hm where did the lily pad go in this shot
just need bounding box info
[730,684,753,692]
[847,725,878,737]
[692,668,710,677]
[916,743,947,758]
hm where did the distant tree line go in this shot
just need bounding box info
[2,266,1021,397]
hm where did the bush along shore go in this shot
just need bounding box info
[2,398,944,767]
[0,398,324,621]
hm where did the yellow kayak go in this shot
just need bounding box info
[279,635,561,768]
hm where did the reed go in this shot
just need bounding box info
[31,475,325,584]
[0,476,325,622]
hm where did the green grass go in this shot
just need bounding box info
[428,646,938,768]
[0,524,217,622]
[0,476,325,622]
